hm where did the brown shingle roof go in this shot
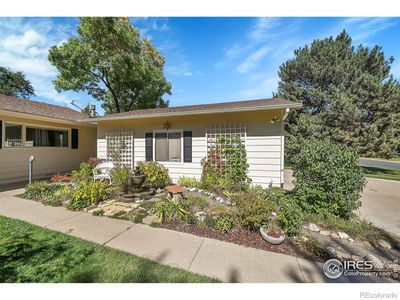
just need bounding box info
[94,97,301,121]
[0,94,87,122]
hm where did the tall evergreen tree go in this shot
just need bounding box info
[277,31,400,159]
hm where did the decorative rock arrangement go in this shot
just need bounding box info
[183,186,228,205]
[86,200,139,216]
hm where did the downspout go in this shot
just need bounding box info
[280,108,290,187]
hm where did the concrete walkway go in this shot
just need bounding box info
[0,188,393,283]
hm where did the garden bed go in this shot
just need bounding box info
[162,220,321,261]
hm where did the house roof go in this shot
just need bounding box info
[0,94,87,122]
[91,98,301,122]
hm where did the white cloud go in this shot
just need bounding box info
[236,46,270,73]
[183,71,192,76]
[0,18,82,105]
[247,17,281,43]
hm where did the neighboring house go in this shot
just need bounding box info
[0,95,300,187]
[91,98,300,187]
[0,95,96,185]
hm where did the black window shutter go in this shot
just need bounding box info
[0,121,2,149]
[71,128,78,149]
[183,131,192,163]
[145,133,153,161]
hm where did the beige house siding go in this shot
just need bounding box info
[96,109,286,187]
[0,113,96,185]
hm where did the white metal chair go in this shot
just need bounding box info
[93,162,115,184]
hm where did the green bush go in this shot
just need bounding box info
[45,186,73,207]
[71,162,93,183]
[24,181,64,200]
[152,196,189,223]
[68,181,110,211]
[292,139,366,219]
[272,192,303,236]
[186,196,209,211]
[111,167,130,192]
[137,161,171,189]
[178,176,199,188]
[231,192,277,231]
[210,205,235,233]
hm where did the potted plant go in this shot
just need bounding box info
[260,212,285,245]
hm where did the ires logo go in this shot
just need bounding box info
[323,259,375,279]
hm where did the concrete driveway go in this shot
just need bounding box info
[284,170,400,236]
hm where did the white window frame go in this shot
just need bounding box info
[2,121,70,149]
[152,129,184,164]
[25,126,69,148]
[4,122,23,148]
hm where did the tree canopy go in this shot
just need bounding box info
[48,17,171,114]
[0,66,34,99]
[277,31,400,159]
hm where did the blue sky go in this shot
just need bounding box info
[0,17,399,115]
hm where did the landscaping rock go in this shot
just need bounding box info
[349,238,354,243]
[377,239,392,250]
[331,232,340,240]
[336,250,352,260]
[320,230,331,236]
[308,223,320,232]
[87,207,104,214]
[156,188,163,194]
[364,253,383,269]
[195,211,207,221]
[351,255,363,262]
[338,232,349,240]
[165,185,184,194]
[142,215,155,225]
[326,246,336,257]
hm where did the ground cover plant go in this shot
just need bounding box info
[0,216,219,283]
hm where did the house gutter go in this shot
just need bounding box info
[83,103,302,123]
[0,109,96,127]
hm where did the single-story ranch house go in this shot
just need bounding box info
[0,94,301,187]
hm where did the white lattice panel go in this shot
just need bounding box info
[206,123,246,173]
[106,129,134,168]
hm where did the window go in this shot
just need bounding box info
[5,123,22,147]
[155,131,181,162]
[26,127,68,147]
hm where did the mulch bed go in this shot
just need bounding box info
[163,220,320,261]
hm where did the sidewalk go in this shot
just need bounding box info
[0,188,392,283]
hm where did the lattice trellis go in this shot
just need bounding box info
[205,124,246,175]
[106,129,134,168]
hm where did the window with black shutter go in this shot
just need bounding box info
[145,132,153,161]
[183,131,192,162]
[71,128,78,149]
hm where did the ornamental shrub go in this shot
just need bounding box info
[111,167,130,192]
[71,162,93,183]
[231,191,277,231]
[292,139,366,219]
[68,181,110,210]
[137,161,171,189]
[24,181,64,200]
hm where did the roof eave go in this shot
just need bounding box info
[0,109,95,127]
[84,103,302,123]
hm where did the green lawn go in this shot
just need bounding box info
[361,166,400,181]
[0,216,219,283]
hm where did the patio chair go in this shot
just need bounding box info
[93,162,115,184]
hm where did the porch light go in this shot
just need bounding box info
[163,121,171,130]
